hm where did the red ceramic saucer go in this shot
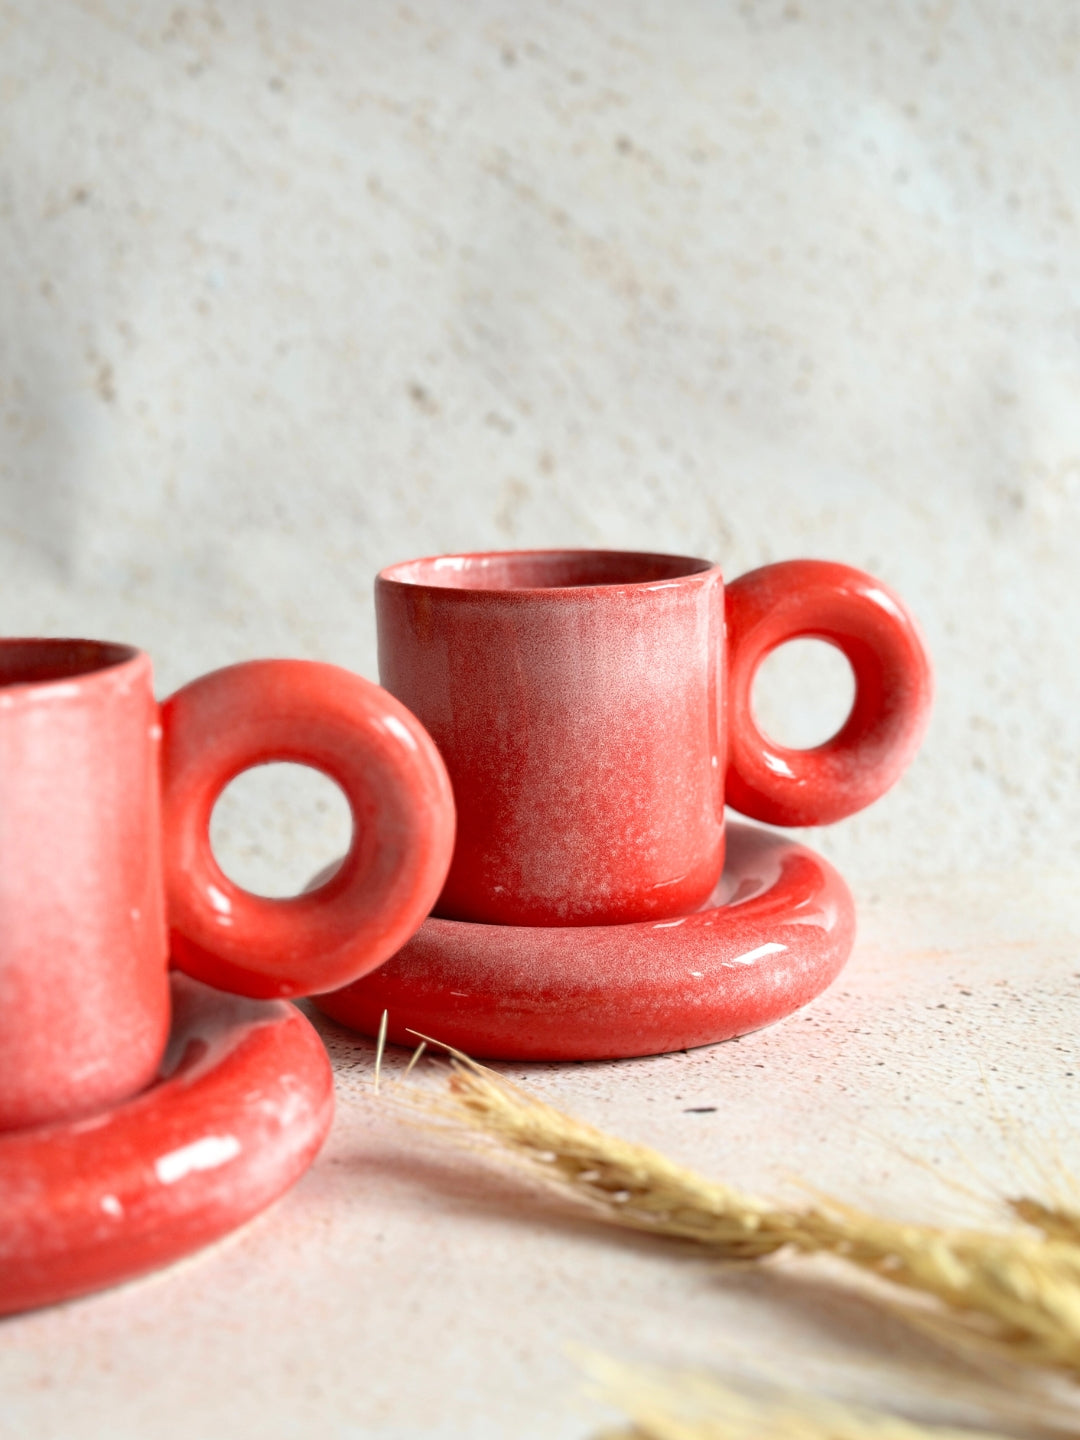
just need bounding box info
[314,822,855,1061]
[0,974,333,1318]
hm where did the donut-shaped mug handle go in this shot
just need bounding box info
[725,561,932,827]
[161,660,456,999]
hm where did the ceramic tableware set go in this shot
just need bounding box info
[0,549,931,1316]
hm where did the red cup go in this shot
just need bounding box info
[0,641,454,1131]
[376,550,931,927]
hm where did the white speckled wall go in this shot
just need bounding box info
[2,0,1078,894]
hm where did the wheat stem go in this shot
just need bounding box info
[389,1056,1080,1383]
[584,1355,1013,1440]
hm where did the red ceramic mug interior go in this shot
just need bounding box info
[0,640,454,1131]
[376,549,932,928]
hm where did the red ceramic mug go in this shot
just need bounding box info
[376,549,932,927]
[0,641,454,1131]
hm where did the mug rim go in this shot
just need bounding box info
[0,639,145,696]
[378,548,720,595]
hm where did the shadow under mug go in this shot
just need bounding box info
[0,641,455,1131]
[376,550,932,928]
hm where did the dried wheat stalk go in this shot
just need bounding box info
[584,1355,1012,1440]
[390,1050,1080,1383]
[1008,1197,1080,1248]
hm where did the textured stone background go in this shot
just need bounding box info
[1,0,1078,888]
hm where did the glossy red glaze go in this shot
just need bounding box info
[315,822,855,1061]
[376,550,931,928]
[163,659,456,999]
[0,974,333,1318]
[725,560,934,826]
[0,643,169,1131]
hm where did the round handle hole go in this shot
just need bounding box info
[210,762,354,898]
[752,638,856,750]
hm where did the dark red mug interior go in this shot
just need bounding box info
[380,549,715,592]
[0,640,137,689]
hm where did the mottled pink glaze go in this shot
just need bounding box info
[0,642,169,1131]
[378,550,724,926]
[0,643,454,1131]
[375,550,931,928]
[315,822,855,1061]
[0,975,333,1318]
